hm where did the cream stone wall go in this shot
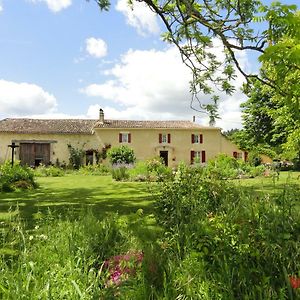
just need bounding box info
[94,127,243,167]
[0,127,245,167]
[0,132,100,165]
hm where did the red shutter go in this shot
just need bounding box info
[159,133,162,143]
[119,133,122,143]
[244,151,248,162]
[200,134,203,144]
[168,134,171,143]
[233,151,237,158]
[190,151,195,164]
[191,134,194,144]
[128,133,131,143]
[201,151,206,163]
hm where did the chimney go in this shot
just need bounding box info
[99,108,104,123]
[192,116,195,122]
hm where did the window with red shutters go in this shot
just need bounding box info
[119,133,131,143]
[167,134,171,143]
[191,134,195,143]
[200,134,203,144]
[159,133,162,143]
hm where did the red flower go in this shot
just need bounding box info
[289,276,300,289]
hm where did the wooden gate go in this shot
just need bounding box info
[19,143,50,166]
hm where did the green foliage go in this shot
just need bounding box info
[0,210,140,299]
[153,165,300,298]
[146,157,172,182]
[107,145,136,165]
[248,150,263,167]
[77,164,110,176]
[34,165,65,177]
[92,0,299,117]
[129,161,149,182]
[0,161,36,192]
[111,164,130,181]
[204,154,265,179]
[67,144,85,170]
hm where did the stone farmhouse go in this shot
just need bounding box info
[0,109,247,167]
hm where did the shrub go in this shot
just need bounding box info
[68,144,85,169]
[78,164,110,176]
[204,154,265,179]
[34,165,65,177]
[146,157,172,182]
[107,146,136,165]
[152,164,300,299]
[111,163,131,181]
[0,161,36,191]
[248,150,262,166]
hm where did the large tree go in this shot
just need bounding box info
[92,0,299,113]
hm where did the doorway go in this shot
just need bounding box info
[159,150,168,166]
[85,150,94,165]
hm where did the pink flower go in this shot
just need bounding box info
[103,251,144,287]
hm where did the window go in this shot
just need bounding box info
[190,150,206,164]
[191,134,203,144]
[159,133,171,144]
[119,133,131,143]
[233,151,242,159]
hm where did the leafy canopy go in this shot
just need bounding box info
[91,0,299,114]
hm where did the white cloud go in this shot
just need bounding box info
[0,2,3,13]
[0,80,58,117]
[30,0,72,13]
[81,45,248,130]
[85,37,108,58]
[116,0,160,36]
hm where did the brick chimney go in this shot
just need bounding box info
[99,108,104,123]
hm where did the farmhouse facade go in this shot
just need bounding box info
[0,109,247,167]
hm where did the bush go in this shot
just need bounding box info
[146,157,172,182]
[152,164,300,299]
[111,163,131,181]
[34,165,65,177]
[78,164,110,176]
[0,161,36,191]
[107,146,136,165]
[68,145,85,169]
[204,154,265,179]
[248,150,262,166]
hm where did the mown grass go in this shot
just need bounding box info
[0,174,155,226]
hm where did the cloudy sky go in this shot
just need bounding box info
[0,0,295,130]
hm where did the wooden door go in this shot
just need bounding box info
[19,143,50,166]
[19,143,35,166]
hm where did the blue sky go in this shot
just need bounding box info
[0,0,297,130]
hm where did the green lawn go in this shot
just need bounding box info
[234,171,300,194]
[1,171,299,226]
[0,174,155,226]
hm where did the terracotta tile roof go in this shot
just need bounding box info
[0,118,217,134]
[94,119,216,129]
[0,118,96,134]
